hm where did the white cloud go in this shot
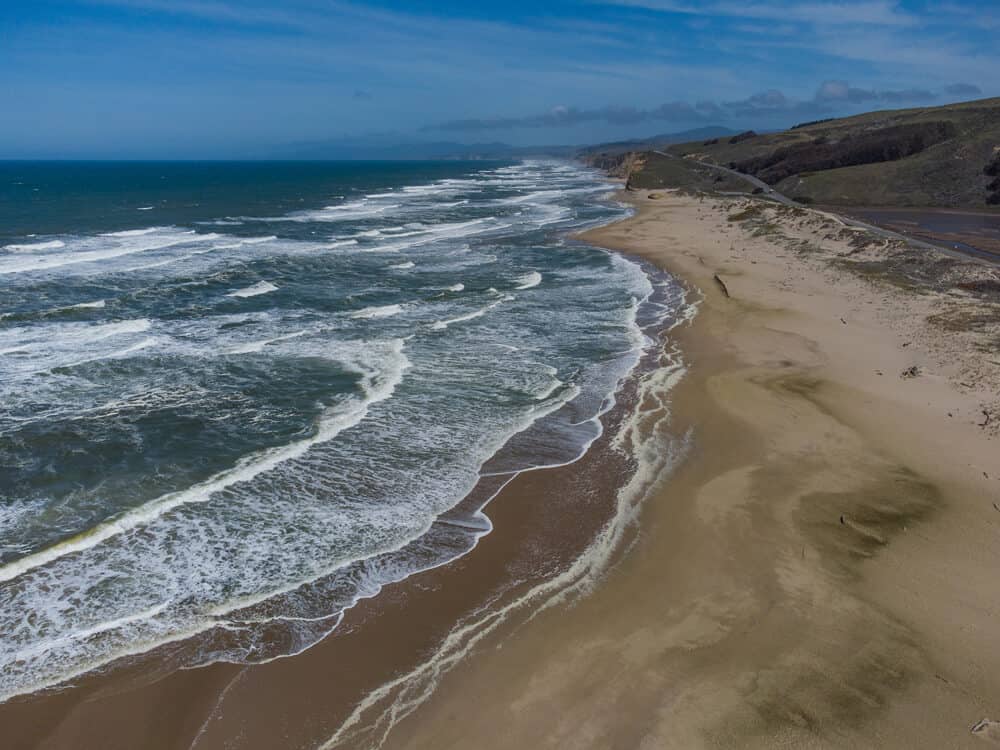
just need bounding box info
[604,0,919,27]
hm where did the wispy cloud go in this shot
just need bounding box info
[944,82,983,96]
[603,0,919,27]
[3,0,996,156]
[85,0,318,28]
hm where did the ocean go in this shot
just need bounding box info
[0,159,686,702]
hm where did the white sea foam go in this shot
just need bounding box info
[0,340,410,588]
[87,319,152,339]
[56,337,158,370]
[4,240,65,252]
[501,189,561,204]
[227,329,310,355]
[211,235,281,252]
[0,318,154,374]
[0,340,414,702]
[0,229,217,275]
[227,281,278,298]
[103,227,166,237]
[446,283,464,292]
[388,261,415,270]
[351,304,403,319]
[430,296,510,330]
[276,201,401,223]
[327,239,360,249]
[369,218,497,254]
[514,271,542,290]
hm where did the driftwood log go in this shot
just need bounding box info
[713,274,731,298]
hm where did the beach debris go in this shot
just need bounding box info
[971,718,1000,743]
[900,365,921,379]
[713,273,731,298]
[981,410,993,428]
[992,503,1000,513]
[840,317,847,324]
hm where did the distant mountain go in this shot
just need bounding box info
[271,138,576,161]
[269,127,739,161]
[576,127,739,158]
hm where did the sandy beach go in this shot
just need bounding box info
[6,188,1000,749]
[362,190,1000,749]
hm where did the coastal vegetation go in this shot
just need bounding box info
[584,97,1000,209]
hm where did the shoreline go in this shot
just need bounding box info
[7,185,1000,749]
[0,206,692,748]
[347,189,1000,748]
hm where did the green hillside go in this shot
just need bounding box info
[606,97,1000,208]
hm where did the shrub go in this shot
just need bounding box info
[791,118,835,130]
[727,206,761,221]
[729,130,757,144]
[985,154,1000,177]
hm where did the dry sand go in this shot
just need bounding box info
[369,191,1000,749]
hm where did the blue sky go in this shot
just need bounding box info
[1,0,997,157]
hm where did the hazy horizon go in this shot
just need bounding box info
[2,1,998,159]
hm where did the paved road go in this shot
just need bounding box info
[650,150,1000,267]
[652,149,797,206]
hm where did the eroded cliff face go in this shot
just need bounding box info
[581,151,644,180]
